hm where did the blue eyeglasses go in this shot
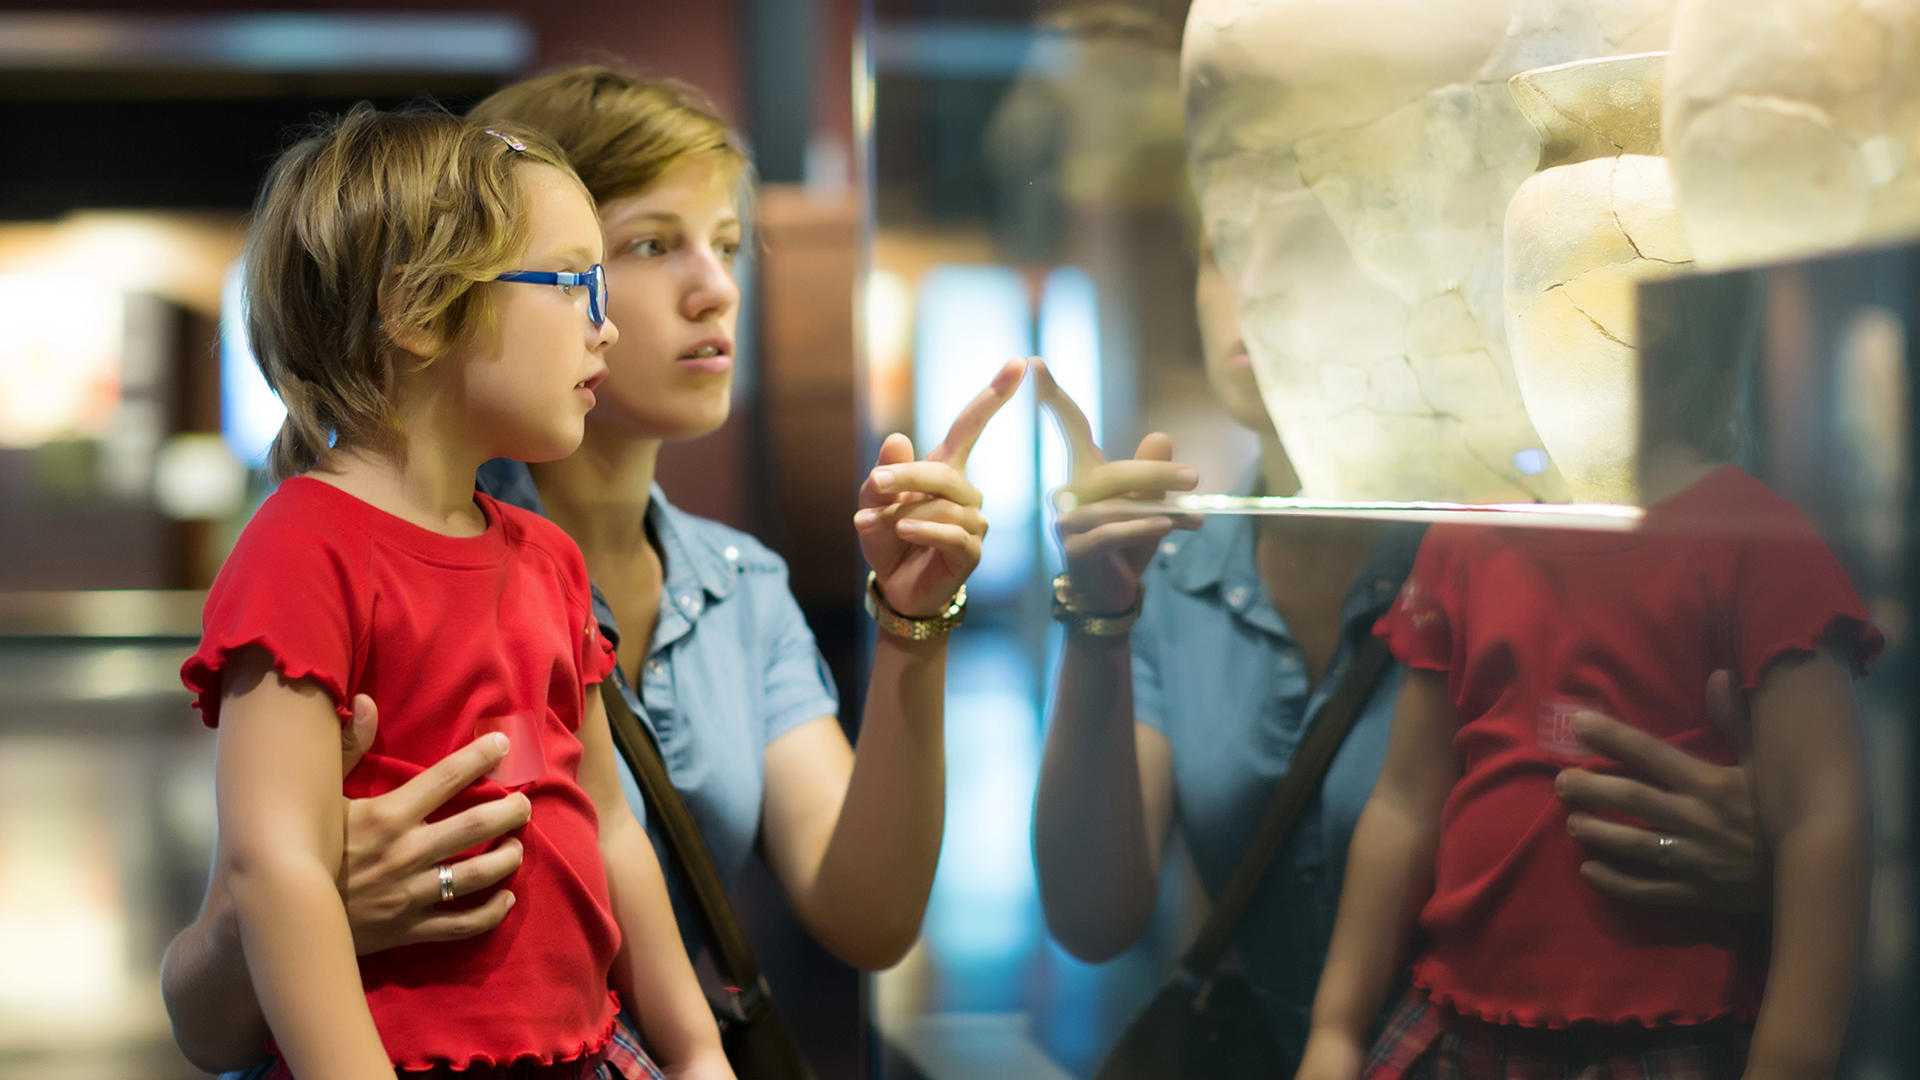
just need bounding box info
[494,264,608,328]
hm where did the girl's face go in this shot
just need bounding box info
[588,157,744,442]
[457,163,618,463]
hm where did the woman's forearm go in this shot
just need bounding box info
[796,634,950,969]
[1033,633,1162,962]
[159,876,273,1073]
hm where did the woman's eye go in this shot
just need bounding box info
[626,237,667,257]
[717,241,742,264]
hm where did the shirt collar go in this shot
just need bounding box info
[474,460,740,649]
[1156,466,1422,631]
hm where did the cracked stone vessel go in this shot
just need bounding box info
[1504,51,1692,504]
[1182,0,1676,502]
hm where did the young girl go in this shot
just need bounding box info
[180,105,732,1080]
[1297,272,1882,1079]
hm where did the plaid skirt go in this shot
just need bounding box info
[254,1012,664,1080]
[1361,987,1750,1080]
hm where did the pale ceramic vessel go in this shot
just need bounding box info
[1182,0,1677,502]
[1665,0,1920,268]
[1504,52,1692,505]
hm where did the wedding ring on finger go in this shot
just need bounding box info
[1655,834,1677,869]
[437,863,456,902]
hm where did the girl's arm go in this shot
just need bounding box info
[163,698,527,1072]
[1298,669,1460,1080]
[214,646,397,1080]
[575,688,733,1079]
[1743,649,1871,1080]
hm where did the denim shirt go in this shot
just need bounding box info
[1132,482,1421,1059]
[476,460,841,940]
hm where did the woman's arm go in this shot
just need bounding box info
[1556,669,1769,912]
[163,695,530,1072]
[1743,650,1870,1080]
[1298,669,1459,1080]
[575,688,732,1079]
[757,360,1025,970]
[214,647,396,1080]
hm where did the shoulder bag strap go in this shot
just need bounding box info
[1179,635,1397,978]
[599,676,768,1010]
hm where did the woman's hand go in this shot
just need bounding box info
[336,694,534,954]
[1034,359,1199,613]
[1557,670,1769,913]
[855,357,1026,617]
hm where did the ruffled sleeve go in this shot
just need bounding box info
[181,490,360,726]
[1733,531,1884,688]
[1376,526,1466,674]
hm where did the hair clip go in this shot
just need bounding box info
[485,128,528,153]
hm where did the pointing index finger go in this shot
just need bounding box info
[1032,357,1106,482]
[928,357,1028,470]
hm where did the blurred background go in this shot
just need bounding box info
[3,2,1916,1079]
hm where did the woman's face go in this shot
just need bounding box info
[1195,244,1271,434]
[588,156,744,442]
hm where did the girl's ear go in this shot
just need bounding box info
[378,266,449,360]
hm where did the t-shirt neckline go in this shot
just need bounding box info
[282,475,511,569]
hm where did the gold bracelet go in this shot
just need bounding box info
[864,571,967,641]
[1050,573,1142,637]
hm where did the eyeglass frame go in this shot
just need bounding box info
[494,264,608,328]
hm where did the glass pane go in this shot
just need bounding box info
[863,3,1919,1078]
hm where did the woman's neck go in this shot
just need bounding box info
[526,426,663,562]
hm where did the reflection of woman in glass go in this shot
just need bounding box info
[1033,249,1782,1064]
[162,66,1019,1076]
[1300,273,1881,1079]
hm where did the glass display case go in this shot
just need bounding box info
[861,3,1919,1078]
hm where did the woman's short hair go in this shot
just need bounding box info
[245,103,576,481]
[468,64,752,208]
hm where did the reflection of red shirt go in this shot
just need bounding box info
[1377,466,1881,1028]
[182,477,621,1072]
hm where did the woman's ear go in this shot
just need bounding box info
[377,266,449,360]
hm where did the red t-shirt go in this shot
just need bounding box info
[1376,466,1881,1028]
[182,477,622,1072]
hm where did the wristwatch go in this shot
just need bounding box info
[1051,573,1142,637]
[865,571,967,641]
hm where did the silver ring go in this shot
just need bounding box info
[437,863,456,902]
[1655,834,1677,868]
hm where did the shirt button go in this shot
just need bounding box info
[646,660,665,678]
[723,545,740,562]
[1226,585,1249,607]
[1280,654,1301,671]
[680,595,702,615]
[1160,541,1179,556]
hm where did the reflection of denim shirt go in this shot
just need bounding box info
[1132,479,1420,1059]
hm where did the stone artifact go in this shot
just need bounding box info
[1182,0,1676,502]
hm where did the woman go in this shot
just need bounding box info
[161,66,1019,1074]
[1031,246,1772,1062]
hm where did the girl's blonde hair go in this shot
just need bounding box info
[468,64,752,208]
[245,104,576,481]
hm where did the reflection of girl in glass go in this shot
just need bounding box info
[1300,272,1882,1079]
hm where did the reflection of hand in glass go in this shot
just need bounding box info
[1557,670,1767,914]
[854,357,1027,617]
[1034,359,1200,613]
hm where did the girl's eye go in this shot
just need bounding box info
[558,282,576,295]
